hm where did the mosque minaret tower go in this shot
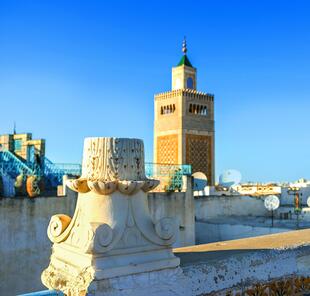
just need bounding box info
[153,39,215,185]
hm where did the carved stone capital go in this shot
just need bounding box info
[42,138,180,295]
[66,138,159,195]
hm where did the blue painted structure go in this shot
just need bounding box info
[145,162,192,191]
[40,157,82,187]
[0,147,191,192]
[0,149,34,177]
[18,290,64,296]
[0,148,81,188]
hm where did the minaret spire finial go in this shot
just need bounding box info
[182,36,187,55]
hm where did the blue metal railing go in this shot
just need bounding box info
[42,156,81,185]
[145,162,192,191]
[50,163,82,176]
[0,148,82,187]
[145,162,192,177]
[18,290,64,296]
[0,149,34,177]
[0,148,191,192]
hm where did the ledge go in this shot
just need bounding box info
[155,89,214,101]
[174,229,310,265]
[173,229,310,295]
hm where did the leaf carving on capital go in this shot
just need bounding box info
[65,211,95,252]
[66,138,160,195]
[141,179,160,192]
[126,209,135,228]
[130,192,178,246]
[68,178,160,195]
[93,223,113,252]
[69,224,94,252]
[122,228,144,247]
[118,180,145,195]
[87,180,118,195]
[66,178,90,193]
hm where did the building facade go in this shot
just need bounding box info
[0,132,45,162]
[154,40,215,184]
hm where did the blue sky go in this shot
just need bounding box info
[0,0,309,182]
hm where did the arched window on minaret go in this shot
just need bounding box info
[187,77,193,89]
[195,105,198,114]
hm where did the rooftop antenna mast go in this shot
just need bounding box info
[13,121,16,135]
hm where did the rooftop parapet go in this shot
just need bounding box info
[174,229,310,295]
[23,229,310,295]
[155,89,214,102]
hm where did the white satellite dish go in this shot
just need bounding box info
[192,172,208,191]
[219,169,242,187]
[264,195,280,211]
[307,196,310,207]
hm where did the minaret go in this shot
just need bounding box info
[172,38,197,90]
[154,39,215,185]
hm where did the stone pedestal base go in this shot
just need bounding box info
[42,264,188,296]
[42,242,181,295]
[87,267,190,296]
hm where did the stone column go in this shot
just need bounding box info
[42,138,184,296]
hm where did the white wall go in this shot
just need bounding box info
[148,177,195,247]
[196,221,291,244]
[280,186,310,206]
[0,193,77,295]
[195,195,269,220]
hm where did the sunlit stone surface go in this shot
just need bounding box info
[41,137,183,295]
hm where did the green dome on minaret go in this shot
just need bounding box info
[177,37,193,67]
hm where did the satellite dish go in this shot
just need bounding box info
[264,195,280,211]
[219,169,242,187]
[307,196,310,207]
[192,172,208,191]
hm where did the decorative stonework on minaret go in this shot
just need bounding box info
[154,39,215,185]
[41,138,181,295]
